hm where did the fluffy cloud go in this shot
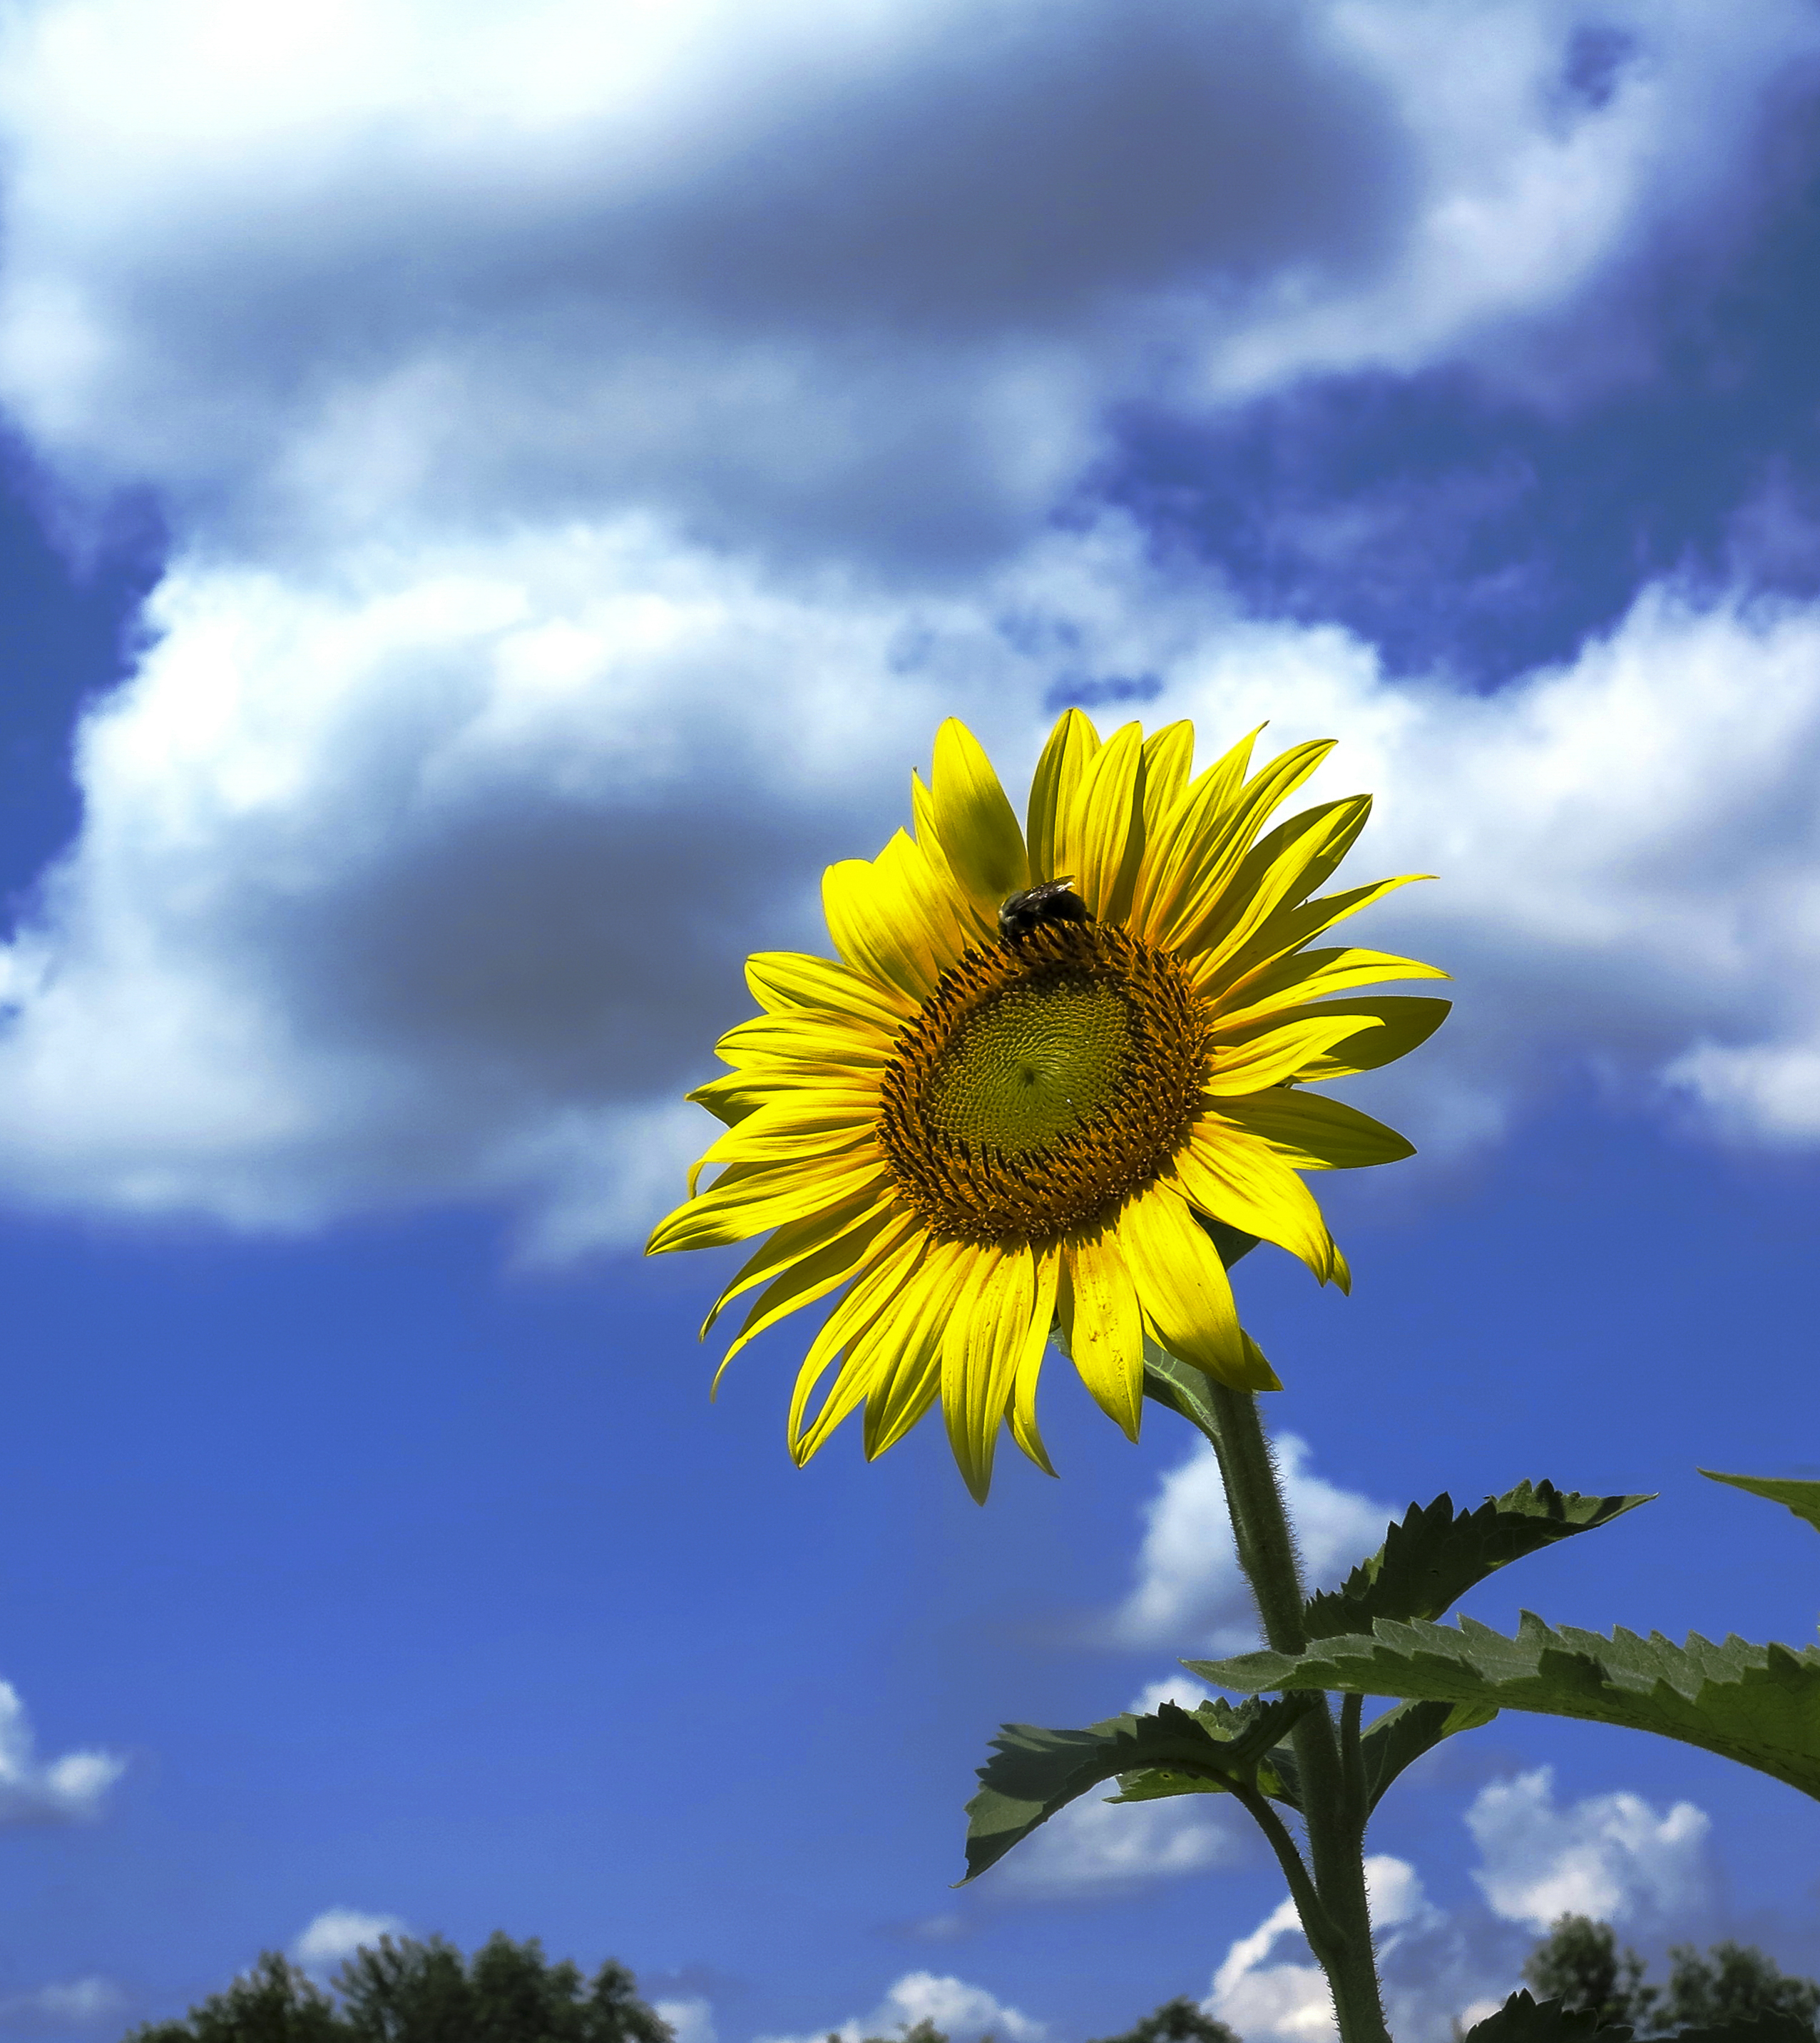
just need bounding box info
[991,1783,1238,1898]
[0,1979,126,2031]
[1466,1766,1711,1930]
[0,529,1819,1249]
[290,1908,409,1974]
[1110,1433,1389,1649]
[0,5,1812,1249]
[1185,1771,1719,2042]
[4,0,1803,564]
[758,1972,1043,2043]
[1205,1856,1436,2042]
[0,1681,123,1825]
[653,1999,716,2043]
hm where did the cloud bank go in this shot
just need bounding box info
[291,1908,409,1975]
[1466,1765,1712,1931]
[0,1680,123,1826]
[0,1,1812,1248]
[758,1971,1043,2043]
[1111,1432,1390,1650]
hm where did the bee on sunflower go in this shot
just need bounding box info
[647,711,1446,1499]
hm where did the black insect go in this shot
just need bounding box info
[998,877,1092,942]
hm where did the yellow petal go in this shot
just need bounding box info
[822,830,967,1004]
[862,1239,974,1459]
[1008,1244,1061,1478]
[1060,721,1146,921]
[646,1150,889,1254]
[1058,1226,1145,1439]
[688,1115,877,1197]
[1263,997,1451,1080]
[1201,873,1433,990]
[911,770,998,948]
[1201,1013,1385,1095]
[1128,724,1264,941]
[1171,1126,1344,1289]
[715,1207,919,1382]
[745,951,915,1029]
[1208,1091,1416,1170]
[687,1074,766,1128]
[715,1014,891,1070]
[1117,1181,1264,1385]
[1026,708,1101,882]
[1140,722,1196,843]
[700,1187,894,1336]
[787,1229,931,1460]
[941,1248,1039,1503]
[1207,946,1450,1030]
[1145,739,1335,955]
[929,718,1030,923]
[1177,794,1373,968]
[687,1071,876,1126]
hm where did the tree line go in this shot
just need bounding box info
[119,1917,1820,2043]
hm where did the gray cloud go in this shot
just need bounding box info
[0,3,1813,1247]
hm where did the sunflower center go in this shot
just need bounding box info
[877,921,1208,1247]
[921,975,1131,1155]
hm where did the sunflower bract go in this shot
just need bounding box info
[647,711,1447,1500]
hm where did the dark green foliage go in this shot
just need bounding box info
[1700,1473,1820,1541]
[1192,1615,1820,1803]
[126,1955,349,2043]
[1349,1696,1501,1813]
[961,1694,1312,1881]
[1304,1483,1652,1642]
[1512,1917,1820,2039]
[1086,1995,1238,2043]
[1522,1915,1652,2026]
[855,2023,950,2043]
[1458,1990,1615,2042]
[1657,1941,1820,2034]
[124,1933,673,2043]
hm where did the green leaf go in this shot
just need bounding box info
[1675,2021,1816,2043]
[1306,1482,1654,1639]
[1702,1469,1820,1538]
[960,1696,1310,1883]
[1190,1614,1820,1802]
[1195,1215,1259,1269]
[1354,1697,1499,1813]
[1459,1990,1618,2042]
[1109,1696,1304,1811]
[1140,1338,1274,1438]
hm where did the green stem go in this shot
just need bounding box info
[1190,1381,1392,2043]
[1340,1691,1367,1816]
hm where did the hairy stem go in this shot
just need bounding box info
[1185,1382,1391,2043]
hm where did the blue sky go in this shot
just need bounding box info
[0,2,1816,2038]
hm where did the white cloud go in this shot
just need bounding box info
[291,1907,408,1972]
[0,0,1804,561]
[0,1682,123,1825]
[1110,1434,1389,1650]
[1205,1856,1433,2042]
[0,1978,126,2031]
[1466,1766,1711,1930]
[0,526,1815,1251]
[0,7,1807,1250]
[993,1784,1238,1898]
[1214,1,1820,402]
[655,1997,716,2043]
[759,1972,1043,2043]
[1126,1676,1214,1716]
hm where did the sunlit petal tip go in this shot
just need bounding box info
[929,719,1030,916]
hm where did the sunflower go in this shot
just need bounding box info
[646,712,1446,1500]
